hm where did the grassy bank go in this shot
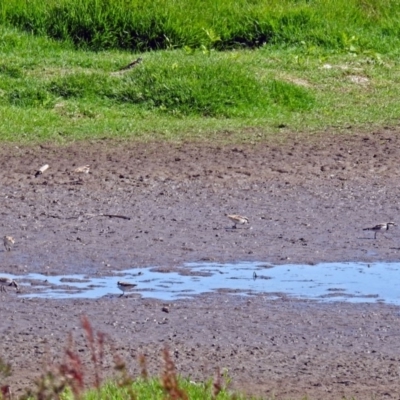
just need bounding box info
[1,25,399,143]
[1,0,400,52]
[0,0,399,143]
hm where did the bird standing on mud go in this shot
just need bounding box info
[226,214,249,229]
[3,235,15,252]
[117,281,137,297]
[73,165,90,174]
[363,222,396,239]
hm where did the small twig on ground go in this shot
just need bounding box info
[85,213,131,220]
[118,57,143,71]
[46,213,131,220]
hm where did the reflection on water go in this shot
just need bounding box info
[1,261,399,304]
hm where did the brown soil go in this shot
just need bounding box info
[2,128,400,399]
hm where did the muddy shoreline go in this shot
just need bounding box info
[1,130,400,399]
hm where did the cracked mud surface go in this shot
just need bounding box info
[2,128,400,399]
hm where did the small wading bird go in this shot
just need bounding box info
[0,277,19,293]
[117,281,137,297]
[363,222,396,239]
[226,214,249,229]
[3,236,15,252]
[73,165,90,174]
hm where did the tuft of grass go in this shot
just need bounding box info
[267,80,314,111]
[111,62,264,117]
[29,58,314,118]
[82,378,255,400]
[8,87,54,108]
[0,63,23,78]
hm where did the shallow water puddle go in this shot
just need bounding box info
[1,261,400,304]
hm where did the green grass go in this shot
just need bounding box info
[0,0,399,144]
[1,0,400,53]
[0,24,399,144]
[80,378,260,400]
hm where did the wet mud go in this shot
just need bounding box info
[2,129,400,399]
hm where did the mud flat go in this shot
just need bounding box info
[1,129,400,399]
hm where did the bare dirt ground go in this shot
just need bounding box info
[2,128,400,399]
